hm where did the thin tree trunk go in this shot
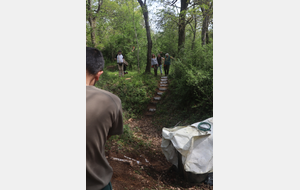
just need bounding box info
[201,8,208,46]
[137,0,152,73]
[111,44,114,62]
[132,0,140,73]
[87,0,102,47]
[206,29,209,44]
[178,0,188,53]
[201,1,213,46]
[89,18,97,47]
[191,15,197,51]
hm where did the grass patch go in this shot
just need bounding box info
[153,77,213,129]
[105,123,152,155]
[96,62,159,119]
[100,63,159,153]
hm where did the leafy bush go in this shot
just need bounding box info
[169,43,213,115]
[96,66,158,118]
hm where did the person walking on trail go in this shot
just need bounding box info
[151,54,158,76]
[114,52,128,75]
[116,50,125,77]
[164,53,174,76]
[157,54,163,76]
[86,47,123,190]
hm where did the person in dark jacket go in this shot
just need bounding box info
[157,54,163,76]
[164,53,174,76]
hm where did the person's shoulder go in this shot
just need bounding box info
[86,86,121,105]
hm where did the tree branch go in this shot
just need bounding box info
[170,16,179,25]
[169,4,181,9]
[95,0,102,13]
[87,0,91,11]
[137,0,144,7]
[165,11,179,25]
[171,0,178,6]
[185,16,193,25]
[188,22,194,33]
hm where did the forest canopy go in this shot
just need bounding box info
[86,0,213,115]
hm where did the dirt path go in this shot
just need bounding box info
[145,76,168,116]
[105,76,213,190]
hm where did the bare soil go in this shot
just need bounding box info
[105,116,213,190]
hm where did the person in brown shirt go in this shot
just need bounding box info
[86,47,123,190]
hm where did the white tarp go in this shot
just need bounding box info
[161,117,213,174]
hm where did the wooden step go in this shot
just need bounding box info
[160,84,168,87]
[158,87,167,91]
[161,76,168,79]
[148,105,156,112]
[157,91,164,95]
[161,79,168,82]
[153,96,161,100]
[160,81,168,84]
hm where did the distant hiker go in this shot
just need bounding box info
[159,51,165,74]
[114,52,128,75]
[115,50,126,77]
[157,54,163,76]
[86,47,123,190]
[151,54,158,76]
[164,53,174,76]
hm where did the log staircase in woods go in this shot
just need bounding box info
[145,76,168,116]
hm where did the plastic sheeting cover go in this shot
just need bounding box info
[161,117,213,174]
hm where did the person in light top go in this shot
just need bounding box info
[151,54,158,76]
[116,50,124,77]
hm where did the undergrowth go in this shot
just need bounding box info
[98,62,159,153]
[106,123,152,155]
[153,43,213,129]
[96,62,158,119]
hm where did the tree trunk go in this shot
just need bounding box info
[89,17,97,47]
[201,10,209,46]
[137,0,152,73]
[132,0,140,73]
[144,12,152,73]
[87,0,102,48]
[191,15,197,51]
[178,0,188,53]
[111,45,114,62]
[201,1,213,46]
[206,29,209,44]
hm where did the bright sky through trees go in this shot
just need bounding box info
[148,0,181,33]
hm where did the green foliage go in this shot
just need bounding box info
[107,122,151,153]
[168,43,213,116]
[95,65,158,118]
[86,0,147,72]
[87,0,213,123]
